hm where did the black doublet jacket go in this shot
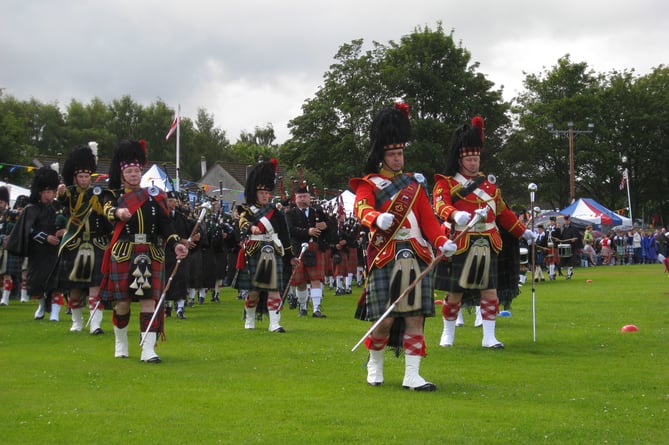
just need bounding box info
[285,205,335,254]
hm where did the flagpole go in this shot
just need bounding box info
[624,168,633,225]
[175,104,181,192]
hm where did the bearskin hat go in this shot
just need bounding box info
[0,186,9,204]
[62,144,97,187]
[244,159,277,204]
[29,166,60,204]
[444,116,485,176]
[364,102,411,174]
[295,180,309,195]
[108,139,147,190]
[14,195,29,209]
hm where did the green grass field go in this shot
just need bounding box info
[1,264,667,444]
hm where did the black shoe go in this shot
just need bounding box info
[177,310,186,320]
[90,328,104,335]
[188,300,194,308]
[312,310,327,318]
[165,307,172,317]
[346,288,352,294]
[143,356,162,363]
[335,288,344,296]
[198,296,205,305]
[298,309,307,317]
[271,326,286,333]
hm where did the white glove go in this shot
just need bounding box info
[522,229,537,245]
[376,212,394,231]
[439,239,458,257]
[452,211,471,226]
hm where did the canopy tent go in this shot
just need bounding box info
[140,164,173,191]
[0,180,31,206]
[531,211,590,229]
[325,190,355,217]
[560,198,632,228]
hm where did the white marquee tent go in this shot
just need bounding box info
[0,180,31,206]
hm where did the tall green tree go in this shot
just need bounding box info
[507,55,600,211]
[282,24,509,192]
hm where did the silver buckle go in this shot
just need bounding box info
[134,234,147,243]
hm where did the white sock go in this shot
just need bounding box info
[311,287,323,312]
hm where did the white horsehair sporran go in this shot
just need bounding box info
[459,237,491,289]
[253,244,277,289]
[0,246,7,274]
[389,249,421,313]
[558,243,572,258]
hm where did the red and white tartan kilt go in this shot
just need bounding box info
[290,243,325,285]
[334,248,358,276]
[100,243,165,303]
[323,247,333,276]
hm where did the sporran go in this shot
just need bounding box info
[253,245,277,289]
[458,238,491,289]
[69,241,95,282]
[389,249,421,313]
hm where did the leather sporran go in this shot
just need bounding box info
[69,242,95,282]
[332,252,342,265]
[389,249,421,313]
[302,249,317,267]
[253,245,277,289]
[458,238,491,289]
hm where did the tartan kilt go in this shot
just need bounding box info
[186,249,204,287]
[164,252,188,301]
[52,242,106,290]
[362,242,435,321]
[433,257,452,292]
[100,243,164,303]
[1,250,22,276]
[235,243,285,292]
[443,236,499,293]
[334,248,358,276]
[323,247,333,276]
[290,243,325,285]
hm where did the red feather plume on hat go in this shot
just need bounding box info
[269,157,278,173]
[394,101,410,119]
[471,116,484,143]
[138,139,148,160]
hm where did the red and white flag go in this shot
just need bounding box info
[165,116,180,141]
[619,169,627,191]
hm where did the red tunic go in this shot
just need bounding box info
[349,170,447,269]
[433,173,526,254]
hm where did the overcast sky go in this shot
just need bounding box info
[2,0,667,144]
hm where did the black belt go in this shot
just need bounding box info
[117,234,160,243]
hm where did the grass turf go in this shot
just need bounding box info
[0,264,667,444]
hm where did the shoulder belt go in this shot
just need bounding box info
[368,179,420,268]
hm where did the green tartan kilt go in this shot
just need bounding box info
[235,246,285,292]
[363,242,435,321]
[441,236,499,292]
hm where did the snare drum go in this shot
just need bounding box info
[519,247,529,265]
[558,243,572,258]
